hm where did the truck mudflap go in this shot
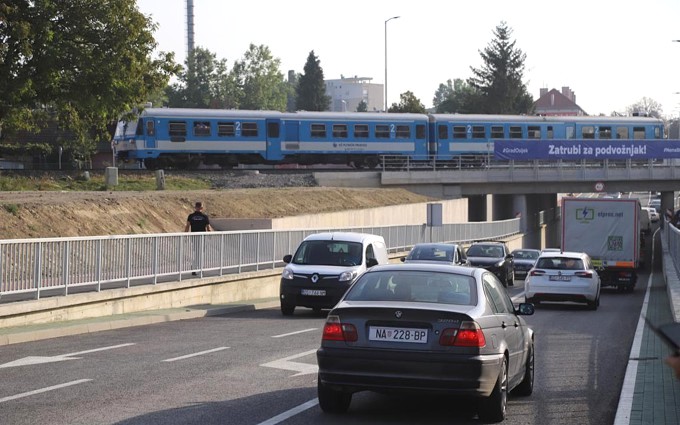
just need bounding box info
[598,267,637,292]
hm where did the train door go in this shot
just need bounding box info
[565,123,576,139]
[265,118,283,161]
[143,118,156,148]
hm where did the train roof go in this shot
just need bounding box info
[140,108,284,118]
[282,111,429,121]
[429,114,663,124]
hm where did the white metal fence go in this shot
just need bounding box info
[0,219,520,301]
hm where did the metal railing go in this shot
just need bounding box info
[0,219,521,301]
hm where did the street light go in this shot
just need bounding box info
[384,15,400,112]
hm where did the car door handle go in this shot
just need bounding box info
[514,322,519,328]
[501,322,508,329]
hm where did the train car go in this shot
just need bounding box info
[276,111,429,168]
[429,114,665,164]
[112,108,283,169]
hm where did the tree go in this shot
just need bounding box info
[166,47,238,109]
[356,100,368,112]
[388,91,426,113]
[626,97,663,119]
[231,44,288,111]
[0,0,179,158]
[467,21,534,114]
[433,78,481,113]
[295,51,330,111]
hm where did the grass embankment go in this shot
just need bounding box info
[0,173,211,191]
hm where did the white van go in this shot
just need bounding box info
[640,207,652,234]
[279,232,389,315]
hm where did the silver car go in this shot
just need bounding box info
[316,263,535,422]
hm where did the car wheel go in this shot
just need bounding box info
[318,379,352,414]
[281,303,295,316]
[513,343,534,396]
[478,357,507,423]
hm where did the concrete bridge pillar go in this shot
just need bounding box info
[661,191,675,228]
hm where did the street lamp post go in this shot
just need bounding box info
[384,16,400,112]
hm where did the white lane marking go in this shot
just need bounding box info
[162,347,229,362]
[0,379,92,403]
[271,328,318,338]
[0,343,136,368]
[613,227,657,425]
[256,398,319,425]
[260,349,318,376]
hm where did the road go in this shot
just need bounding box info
[0,195,658,424]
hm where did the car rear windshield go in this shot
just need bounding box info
[467,245,503,258]
[293,240,362,266]
[345,270,477,306]
[407,245,453,262]
[536,257,584,270]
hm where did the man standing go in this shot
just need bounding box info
[185,202,212,275]
[185,201,212,233]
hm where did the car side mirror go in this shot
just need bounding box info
[283,254,292,263]
[516,303,535,316]
[367,258,379,268]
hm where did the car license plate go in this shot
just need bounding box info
[549,275,572,282]
[301,289,326,296]
[368,326,428,344]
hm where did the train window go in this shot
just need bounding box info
[438,125,448,139]
[218,122,236,137]
[598,126,612,139]
[491,126,504,139]
[582,126,595,139]
[633,127,645,139]
[268,122,280,138]
[509,126,522,139]
[332,124,348,138]
[616,127,629,139]
[354,124,369,138]
[528,126,540,139]
[242,122,258,137]
[169,121,187,137]
[193,121,211,137]
[453,126,466,139]
[472,126,485,139]
[547,126,554,138]
[135,120,143,136]
[145,120,155,136]
[655,127,661,138]
[566,127,575,139]
[311,124,326,138]
[375,125,390,138]
[416,124,426,139]
[395,125,410,139]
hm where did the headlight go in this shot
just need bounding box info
[495,260,505,268]
[339,270,357,282]
[282,269,294,280]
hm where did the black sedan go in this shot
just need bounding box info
[466,242,515,287]
[511,249,541,279]
[316,263,535,423]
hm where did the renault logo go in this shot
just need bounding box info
[394,311,403,319]
[311,274,319,283]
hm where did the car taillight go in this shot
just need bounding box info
[529,270,545,276]
[575,271,593,278]
[439,321,486,347]
[322,315,358,342]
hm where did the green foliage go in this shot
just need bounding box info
[467,21,534,114]
[0,174,210,191]
[388,91,426,113]
[432,79,481,113]
[0,0,180,156]
[356,100,368,112]
[232,44,288,111]
[295,51,331,111]
[3,204,19,215]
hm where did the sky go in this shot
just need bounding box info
[136,0,680,117]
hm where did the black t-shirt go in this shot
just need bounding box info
[187,211,210,232]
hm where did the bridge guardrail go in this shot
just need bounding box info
[0,219,521,301]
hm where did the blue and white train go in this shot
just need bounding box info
[112,108,665,169]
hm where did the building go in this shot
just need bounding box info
[324,76,384,112]
[533,87,587,116]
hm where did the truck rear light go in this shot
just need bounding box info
[530,270,545,276]
[575,271,592,278]
[322,316,358,342]
[439,321,486,347]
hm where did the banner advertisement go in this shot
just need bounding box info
[494,139,680,160]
